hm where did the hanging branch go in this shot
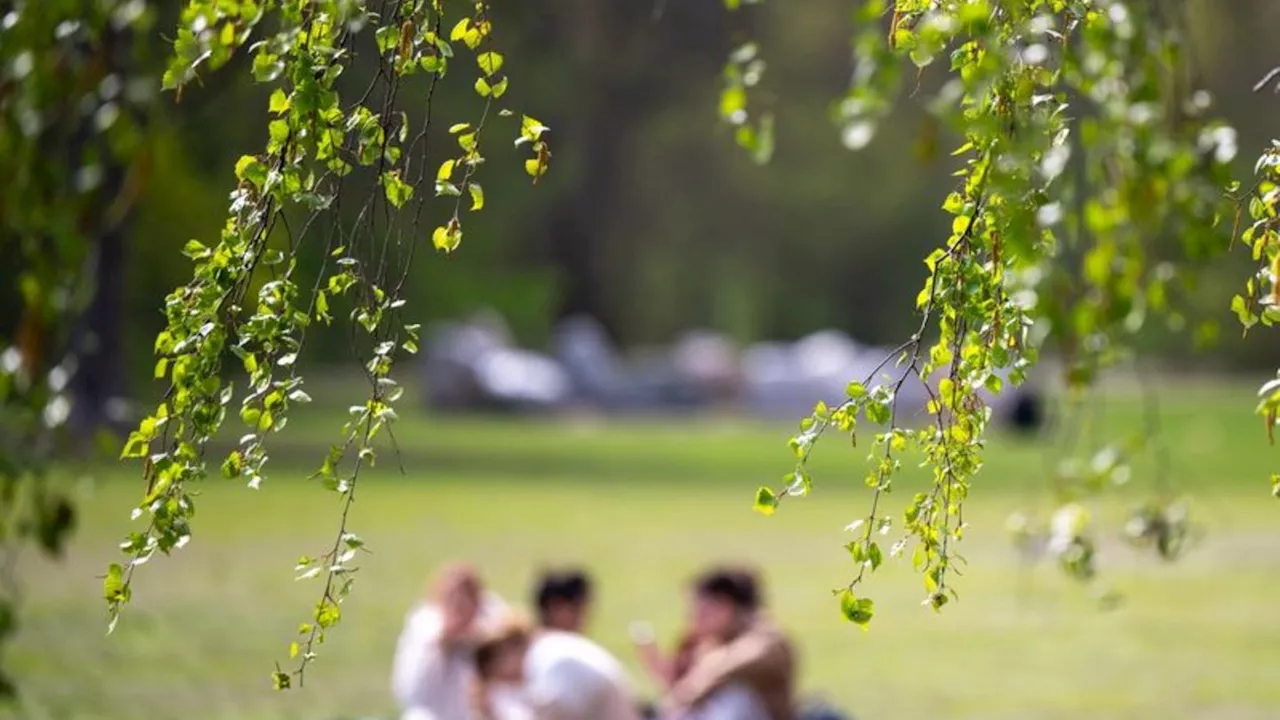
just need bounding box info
[109,0,552,685]
[749,0,1237,627]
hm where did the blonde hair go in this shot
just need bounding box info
[431,561,481,601]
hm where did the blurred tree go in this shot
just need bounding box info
[0,0,158,697]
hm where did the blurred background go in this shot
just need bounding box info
[7,1,1280,719]
[7,0,1280,390]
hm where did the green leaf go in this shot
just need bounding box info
[477,51,504,75]
[437,159,456,182]
[315,291,330,323]
[449,123,472,134]
[938,378,956,408]
[474,77,492,97]
[520,115,549,142]
[382,171,414,209]
[315,600,341,629]
[269,119,289,145]
[252,51,283,82]
[1231,294,1258,330]
[468,183,485,211]
[846,382,867,399]
[119,432,148,459]
[839,590,874,629]
[433,222,462,253]
[234,155,269,189]
[272,671,291,690]
[525,157,548,180]
[421,55,446,74]
[289,641,300,659]
[221,451,244,479]
[491,76,509,98]
[753,486,778,516]
[181,239,211,260]
[104,563,128,603]
[867,542,883,570]
[866,399,890,425]
[449,18,471,42]
[720,86,747,120]
[269,89,290,114]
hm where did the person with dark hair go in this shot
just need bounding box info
[467,606,639,719]
[533,568,592,634]
[663,566,796,720]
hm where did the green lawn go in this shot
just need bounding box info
[7,381,1280,720]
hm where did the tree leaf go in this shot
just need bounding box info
[838,590,874,629]
[753,486,778,516]
[449,18,471,42]
[269,89,290,114]
[477,51,504,75]
[468,183,485,211]
[272,671,291,690]
[234,155,268,189]
[520,115,548,142]
[432,223,462,253]
[436,159,455,183]
[382,171,414,208]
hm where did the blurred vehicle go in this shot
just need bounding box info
[422,311,1044,432]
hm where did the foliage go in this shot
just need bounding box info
[1,0,1278,697]
[104,0,551,688]
[748,0,1240,625]
[1231,68,1280,487]
[0,0,157,698]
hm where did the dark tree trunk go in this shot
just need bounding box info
[68,219,128,435]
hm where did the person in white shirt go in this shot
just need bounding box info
[472,610,640,720]
[533,568,592,634]
[529,568,639,718]
[526,627,639,720]
[391,563,508,720]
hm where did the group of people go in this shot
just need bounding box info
[390,563,800,720]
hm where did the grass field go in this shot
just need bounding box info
[7,381,1280,720]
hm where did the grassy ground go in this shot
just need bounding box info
[7,382,1280,720]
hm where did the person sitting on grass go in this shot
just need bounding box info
[472,599,640,720]
[391,562,508,720]
[533,568,593,635]
[662,566,795,720]
[472,613,537,720]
